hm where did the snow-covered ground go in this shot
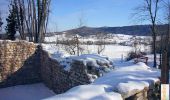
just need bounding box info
[0,83,55,100]
[42,42,160,100]
[44,85,123,100]
[43,33,152,60]
[42,44,151,59]
[93,62,160,98]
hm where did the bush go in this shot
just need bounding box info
[126,51,146,61]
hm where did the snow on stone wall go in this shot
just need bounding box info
[41,46,115,94]
[40,51,93,94]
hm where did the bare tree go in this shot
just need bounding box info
[132,36,143,54]
[75,34,80,56]
[63,35,81,55]
[133,0,160,68]
[156,0,170,83]
[164,1,170,51]
[75,11,86,56]
[157,0,170,66]
[63,11,86,56]
[11,0,51,43]
[133,36,139,54]
[96,33,106,54]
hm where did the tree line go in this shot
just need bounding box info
[4,0,51,43]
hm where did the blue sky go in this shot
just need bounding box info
[49,0,145,31]
[0,0,165,32]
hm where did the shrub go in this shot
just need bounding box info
[126,51,146,61]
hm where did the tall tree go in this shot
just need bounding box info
[164,0,170,51]
[13,0,26,40]
[11,0,51,43]
[160,0,170,83]
[133,0,160,68]
[146,0,159,68]
[5,2,18,40]
[144,0,160,68]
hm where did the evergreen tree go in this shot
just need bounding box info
[5,3,18,40]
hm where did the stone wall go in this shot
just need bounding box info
[0,40,41,88]
[40,49,71,94]
[0,40,91,92]
[40,50,91,94]
[125,81,160,100]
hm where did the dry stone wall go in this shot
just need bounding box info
[40,49,91,94]
[40,49,72,94]
[0,40,41,88]
[0,40,91,92]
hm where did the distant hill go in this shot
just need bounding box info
[46,24,167,37]
[60,25,167,37]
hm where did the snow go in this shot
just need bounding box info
[42,44,70,59]
[54,54,114,82]
[42,43,151,62]
[43,61,160,100]
[0,34,161,100]
[146,54,161,68]
[86,44,134,59]
[42,44,134,59]
[0,62,160,100]
[0,83,55,100]
[93,62,160,98]
[40,38,160,99]
[42,44,114,73]
[116,62,150,71]
[44,33,151,59]
[44,85,123,100]
[116,81,149,97]
[65,54,112,67]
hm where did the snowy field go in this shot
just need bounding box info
[43,44,151,60]
[44,34,152,44]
